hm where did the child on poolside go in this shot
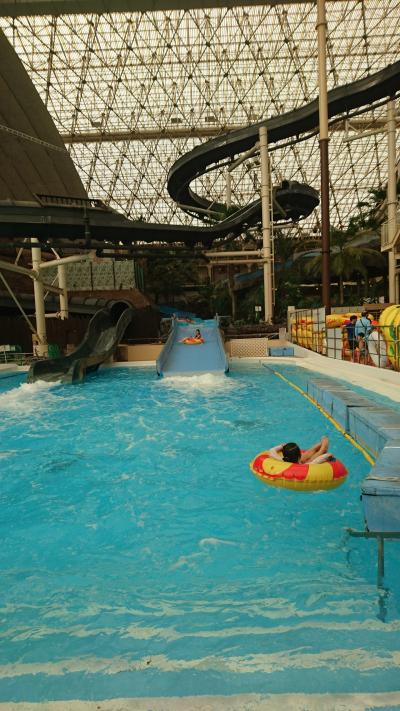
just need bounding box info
[357,331,367,364]
[269,437,332,465]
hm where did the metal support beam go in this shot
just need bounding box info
[228,143,259,172]
[58,263,68,320]
[387,99,398,303]
[60,119,400,146]
[176,203,221,218]
[205,251,262,257]
[58,118,400,146]
[62,126,245,143]
[203,259,264,265]
[347,528,400,589]
[259,125,273,323]
[225,170,232,210]
[38,253,91,270]
[0,259,36,280]
[31,238,48,357]
[0,0,347,15]
[317,0,331,314]
[0,123,66,154]
[41,283,65,296]
[0,258,64,294]
[0,271,37,335]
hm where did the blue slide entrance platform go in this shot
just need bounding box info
[156,318,229,376]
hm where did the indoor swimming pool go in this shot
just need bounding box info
[0,364,399,703]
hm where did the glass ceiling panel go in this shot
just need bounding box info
[1,1,399,238]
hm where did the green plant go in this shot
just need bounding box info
[295,228,386,305]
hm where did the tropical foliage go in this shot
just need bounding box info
[295,228,386,305]
[144,257,202,305]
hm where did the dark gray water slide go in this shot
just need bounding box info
[167,60,400,220]
[27,305,134,384]
[0,181,318,247]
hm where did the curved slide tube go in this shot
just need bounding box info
[27,306,134,384]
[168,60,400,218]
[156,318,228,376]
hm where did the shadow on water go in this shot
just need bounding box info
[377,586,390,623]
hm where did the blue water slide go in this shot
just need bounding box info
[156,318,229,376]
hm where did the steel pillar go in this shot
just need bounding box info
[259,125,273,323]
[58,263,68,320]
[317,0,331,313]
[31,238,48,356]
[387,99,398,303]
[225,170,232,210]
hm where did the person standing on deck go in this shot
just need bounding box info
[343,314,358,357]
[355,311,372,342]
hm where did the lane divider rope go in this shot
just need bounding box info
[265,365,375,466]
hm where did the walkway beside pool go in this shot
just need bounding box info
[243,345,400,404]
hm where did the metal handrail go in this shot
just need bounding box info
[214,315,229,373]
[0,351,33,365]
[156,319,177,376]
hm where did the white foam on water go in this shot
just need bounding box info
[199,537,237,548]
[0,450,19,459]
[0,379,60,417]
[160,373,241,396]
[1,647,400,679]
[0,617,399,646]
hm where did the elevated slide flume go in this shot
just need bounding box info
[157,318,228,376]
[3,34,400,248]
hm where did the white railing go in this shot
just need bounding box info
[0,350,33,365]
[288,307,398,371]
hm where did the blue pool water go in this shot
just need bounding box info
[0,364,399,702]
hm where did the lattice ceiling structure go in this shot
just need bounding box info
[0,1,399,240]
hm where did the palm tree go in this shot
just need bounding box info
[295,228,386,305]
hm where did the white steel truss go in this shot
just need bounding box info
[1,1,399,239]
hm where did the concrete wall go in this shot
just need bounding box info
[225,338,269,358]
[116,343,163,362]
[116,338,292,362]
[115,336,301,363]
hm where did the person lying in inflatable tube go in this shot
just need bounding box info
[270,437,332,465]
[250,437,348,492]
[180,328,205,345]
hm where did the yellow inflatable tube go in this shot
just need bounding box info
[181,336,204,345]
[250,450,348,492]
[379,304,400,367]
